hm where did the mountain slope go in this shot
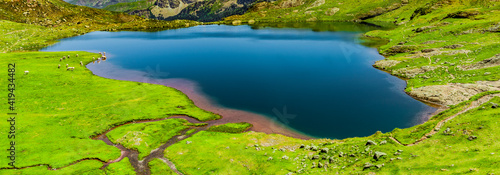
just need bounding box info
[0,0,197,52]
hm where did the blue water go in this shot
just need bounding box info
[42,24,436,139]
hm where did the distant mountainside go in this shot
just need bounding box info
[68,0,260,21]
[0,0,196,52]
[68,0,142,9]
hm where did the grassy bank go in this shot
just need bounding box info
[0,51,219,171]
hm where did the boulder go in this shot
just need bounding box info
[380,140,387,145]
[366,140,377,146]
[268,157,273,161]
[491,102,499,108]
[282,155,289,160]
[312,155,320,160]
[363,163,374,170]
[373,151,387,160]
[320,148,329,153]
[318,162,323,168]
[299,144,305,148]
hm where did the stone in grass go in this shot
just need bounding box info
[484,72,491,75]
[299,144,305,148]
[312,155,320,160]
[373,151,387,161]
[320,148,329,153]
[318,162,323,168]
[268,157,273,161]
[311,146,318,151]
[443,128,453,135]
[468,135,478,141]
[376,164,384,169]
[339,151,344,157]
[366,140,377,146]
[282,155,289,160]
[304,145,311,150]
[380,140,387,145]
[363,163,374,170]
[491,102,499,108]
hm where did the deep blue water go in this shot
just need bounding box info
[42,24,436,139]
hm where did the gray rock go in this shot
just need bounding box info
[468,135,478,141]
[363,162,374,170]
[282,155,289,160]
[312,155,320,160]
[311,146,318,151]
[339,151,344,157]
[491,102,499,108]
[318,162,323,168]
[320,148,329,153]
[374,151,387,160]
[268,157,273,161]
[299,144,305,148]
[366,140,377,146]
[380,140,387,145]
[304,145,311,150]
[484,72,491,75]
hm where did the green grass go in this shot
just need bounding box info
[0,51,218,170]
[104,1,153,13]
[1,160,106,174]
[107,118,191,160]
[148,158,177,175]
[165,97,500,174]
[207,122,253,133]
[105,158,136,175]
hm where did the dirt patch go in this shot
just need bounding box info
[408,82,500,106]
